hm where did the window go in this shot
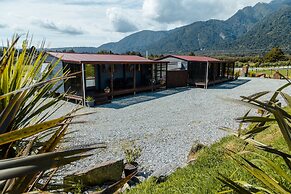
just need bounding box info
[85,64,96,88]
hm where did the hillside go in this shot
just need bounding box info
[230,6,291,51]
[96,0,291,55]
[48,47,99,53]
[99,30,168,53]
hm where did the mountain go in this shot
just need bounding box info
[231,6,291,51]
[225,2,274,36]
[96,0,291,55]
[48,47,99,53]
[99,30,168,53]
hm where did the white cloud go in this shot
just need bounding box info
[106,7,138,33]
[142,0,273,23]
[0,0,274,47]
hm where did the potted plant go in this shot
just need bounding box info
[85,96,95,107]
[104,87,111,94]
[160,79,166,85]
[123,145,142,176]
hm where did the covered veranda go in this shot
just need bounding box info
[48,52,168,105]
[189,61,235,89]
[157,55,235,89]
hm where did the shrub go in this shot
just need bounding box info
[124,145,142,164]
[219,76,291,193]
[86,96,94,102]
[0,36,96,193]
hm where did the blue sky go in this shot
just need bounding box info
[0,0,272,48]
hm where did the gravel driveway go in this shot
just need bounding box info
[58,78,291,175]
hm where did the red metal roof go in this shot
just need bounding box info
[47,52,165,64]
[161,55,220,62]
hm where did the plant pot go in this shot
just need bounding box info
[124,162,138,177]
[86,101,95,107]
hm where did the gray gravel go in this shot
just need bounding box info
[57,78,291,175]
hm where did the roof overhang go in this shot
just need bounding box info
[47,52,169,65]
[157,55,221,63]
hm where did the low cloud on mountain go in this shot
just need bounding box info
[142,0,272,23]
[34,20,84,35]
[106,7,138,33]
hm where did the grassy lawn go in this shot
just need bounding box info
[128,116,290,193]
[249,69,291,77]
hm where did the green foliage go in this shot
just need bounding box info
[85,96,94,102]
[124,51,142,57]
[85,64,95,77]
[248,68,291,78]
[188,52,195,56]
[97,50,114,54]
[123,145,142,164]
[129,123,290,193]
[264,47,286,62]
[127,136,256,193]
[0,35,96,193]
[218,80,291,193]
[128,79,291,194]
[148,54,164,60]
[62,48,75,53]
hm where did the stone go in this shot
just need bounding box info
[151,163,178,183]
[187,141,205,163]
[120,183,130,193]
[64,160,124,187]
[273,71,281,79]
[135,176,146,183]
[256,73,266,78]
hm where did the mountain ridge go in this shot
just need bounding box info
[49,0,291,55]
[96,0,291,55]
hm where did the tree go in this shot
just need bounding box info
[264,47,285,62]
[61,48,75,53]
[97,50,114,54]
[125,51,142,56]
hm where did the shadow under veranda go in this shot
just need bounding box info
[208,78,251,90]
[98,87,190,109]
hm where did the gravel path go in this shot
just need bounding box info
[57,78,291,175]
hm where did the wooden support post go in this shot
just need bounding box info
[165,62,168,88]
[133,64,136,95]
[220,63,222,78]
[123,64,126,84]
[205,62,209,89]
[151,64,154,92]
[98,65,101,90]
[233,63,235,78]
[160,63,162,78]
[226,63,229,79]
[81,63,86,106]
[110,64,114,100]
[213,63,216,83]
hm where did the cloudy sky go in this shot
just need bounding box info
[0,0,272,48]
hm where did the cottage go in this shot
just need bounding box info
[158,55,235,89]
[46,52,168,105]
